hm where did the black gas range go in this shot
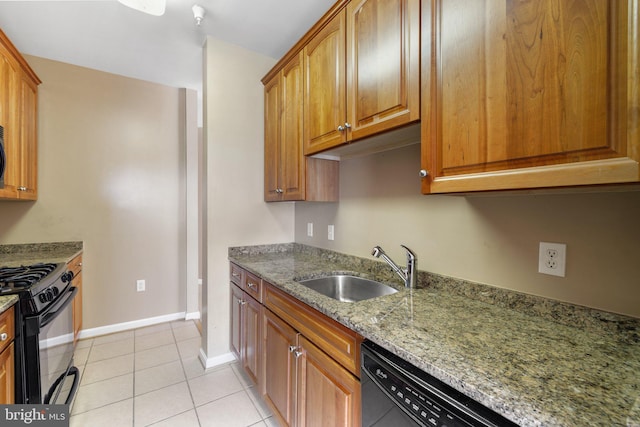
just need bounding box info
[0,262,79,405]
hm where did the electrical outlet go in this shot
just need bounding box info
[137,279,146,292]
[328,225,335,241]
[538,242,566,277]
[307,222,313,237]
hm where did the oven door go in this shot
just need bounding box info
[25,285,79,404]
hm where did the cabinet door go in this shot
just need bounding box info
[304,9,347,155]
[18,75,38,200]
[296,336,361,427]
[280,52,305,201]
[421,0,640,193]
[0,47,21,199]
[346,0,420,140]
[242,294,261,386]
[0,343,14,404]
[264,73,281,201]
[230,284,243,360]
[263,308,297,427]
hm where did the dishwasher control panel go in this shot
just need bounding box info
[361,341,518,427]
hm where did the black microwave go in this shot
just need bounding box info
[0,125,5,188]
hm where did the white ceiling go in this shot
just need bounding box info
[0,0,336,95]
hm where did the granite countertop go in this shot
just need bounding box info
[0,242,83,315]
[229,243,640,427]
[0,241,83,267]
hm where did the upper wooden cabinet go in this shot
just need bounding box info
[0,29,41,201]
[264,52,339,202]
[420,0,640,193]
[304,0,420,155]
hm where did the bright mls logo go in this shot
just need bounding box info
[0,405,68,426]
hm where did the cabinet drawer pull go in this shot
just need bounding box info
[247,282,257,290]
[232,273,241,278]
[0,333,7,341]
[18,186,27,191]
[288,345,298,353]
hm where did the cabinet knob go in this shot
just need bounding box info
[18,186,27,191]
[344,122,351,129]
[247,282,257,290]
[419,169,429,178]
[0,333,7,341]
[275,188,283,194]
[337,125,345,132]
[238,300,246,306]
[294,350,303,359]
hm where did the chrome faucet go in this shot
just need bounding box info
[371,245,417,289]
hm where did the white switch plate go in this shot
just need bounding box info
[328,225,335,241]
[137,279,146,292]
[307,222,313,237]
[538,242,566,277]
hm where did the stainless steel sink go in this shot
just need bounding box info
[297,275,398,303]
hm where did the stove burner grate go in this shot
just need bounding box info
[0,263,58,288]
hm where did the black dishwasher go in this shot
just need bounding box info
[361,340,519,427]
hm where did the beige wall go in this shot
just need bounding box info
[0,56,188,328]
[295,143,640,318]
[202,37,295,360]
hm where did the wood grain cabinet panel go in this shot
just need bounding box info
[0,306,15,404]
[229,277,262,387]
[296,336,361,427]
[262,308,297,426]
[68,253,83,342]
[421,0,640,193]
[303,0,420,155]
[264,52,339,202]
[0,29,41,201]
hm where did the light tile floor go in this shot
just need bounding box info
[70,320,278,427]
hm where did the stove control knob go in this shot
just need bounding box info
[39,294,47,303]
[62,272,74,283]
[45,289,55,302]
[52,287,60,297]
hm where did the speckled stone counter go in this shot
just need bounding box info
[229,243,640,427]
[0,295,18,314]
[0,241,83,267]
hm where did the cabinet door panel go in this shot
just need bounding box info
[263,309,297,427]
[347,0,420,139]
[230,284,242,360]
[297,336,360,427]
[242,295,261,385]
[304,10,347,154]
[264,74,281,201]
[18,76,37,199]
[281,52,305,200]
[0,343,14,404]
[422,0,639,193]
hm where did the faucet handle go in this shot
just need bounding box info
[400,245,416,260]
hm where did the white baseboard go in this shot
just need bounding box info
[77,312,187,340]
[198,348,236,370]
[185,311,201,321]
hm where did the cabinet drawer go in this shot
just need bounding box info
[264,282,362,377]
[244,271,262,303]
[0,306,15,355]
[230,263,244,286]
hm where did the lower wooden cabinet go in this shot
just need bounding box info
[0,306,15,404]
[263,308,296,426]
[296,336,361,427]
[230,283,262,386]
[230,263,362,427]
[67,253,83,342]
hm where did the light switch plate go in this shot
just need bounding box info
[328,225,335,241]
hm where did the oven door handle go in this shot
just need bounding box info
[44,366,80,405]
[41,286,78,329]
